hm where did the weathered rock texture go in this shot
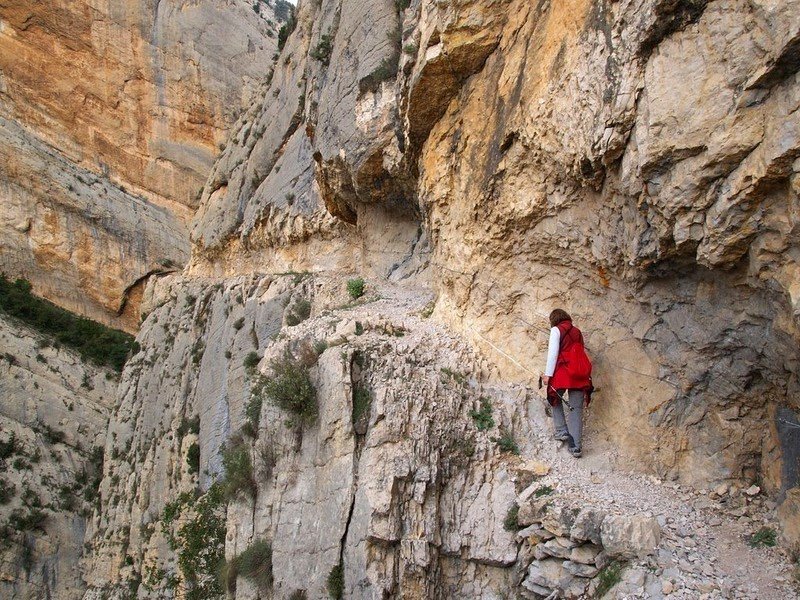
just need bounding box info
[4,0,800,597]
[0,0,288,330]
[80,270,672,600]
[186,0,800,506]
[0,314,116,600]
[82,274,534,598]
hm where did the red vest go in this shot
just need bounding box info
[550,321,593,389]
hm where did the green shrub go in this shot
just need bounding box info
[41,424,66,445]
[191,340,205,366]
[230,539,273,590]
[470,398,494,431]
[313,340,328,355]
[346,278,365,300]
[242,392,263,438]
[286,299,311,326]
[533,485,554,497]
[289,591,307,600]
[503,504,520,531]
[749,527,777,548]
[0,275,137,371]
[493,429,520,455]
[358,57,399,95]
[13,457,31,470]
[178,415,201,438]
[0,433,16,460]
[327,562,344,599]
[311,33,334,66]
[233,317,245,330]
[161,484,226,599]
[244,351,260,373]
[277,13,296,51]
[221,439,257,500]
[187,442,200,474]
[263,355,317,426]
[594,561,625,598]
[0,478,15,504]
[10,507,47,531]
[352,385,371,426]
[440,367,466,385]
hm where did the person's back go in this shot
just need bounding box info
[541,309,592,458]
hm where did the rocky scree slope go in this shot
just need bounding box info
[0,0,291,331]
[82,275,798,599]
[185,0,800,533]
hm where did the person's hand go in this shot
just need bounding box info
[541,375,550,386]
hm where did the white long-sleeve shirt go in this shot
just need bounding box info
[544,326,560,376]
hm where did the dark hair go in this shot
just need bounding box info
[549,309,572,327]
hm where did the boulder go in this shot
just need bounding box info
[600,515,661,559]
[570,508,607,544]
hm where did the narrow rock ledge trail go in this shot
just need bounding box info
[346,280,799,599]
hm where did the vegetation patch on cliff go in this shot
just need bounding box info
[160,484,226,600]
[0,275,138,371]
[261,354,317,426]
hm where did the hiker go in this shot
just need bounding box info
[542,309,593,458]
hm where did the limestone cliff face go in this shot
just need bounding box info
[82,274,534,598]
[5,0,800,598]
[0,314,116,600]
[0,0,289,331]
[188,0,800,494]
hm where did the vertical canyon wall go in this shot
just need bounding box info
[0,0,289,331]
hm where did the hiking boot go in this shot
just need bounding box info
[554,432,570,442]
[569,447,582,458]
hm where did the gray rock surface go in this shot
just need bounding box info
[0,314,116,600]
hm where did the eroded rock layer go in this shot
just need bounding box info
[185,0,800,496]
[0,0,288,330]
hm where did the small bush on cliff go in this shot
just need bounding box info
[226,539,273,591]
[160,484,226,600]
[9,507,47,531]
[0,478,16,504]
[346,278,365,300]
[0,432,17,460]
[470,398,494,431]
[187,442,200,474]
[244,351,260,373]
[242,391,263,438]
[311,32,334,66]
[503,504,521,531]
[0,275,137,372]
[352,384,371,426]
[263,354,317,427]
[277,12,296,51]
[286,299,311,326]
[327,562,344,599]
[221,438,257,501]
[493,429,520,455]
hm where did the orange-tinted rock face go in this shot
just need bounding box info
[0,0,285,330]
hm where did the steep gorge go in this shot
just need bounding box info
[1,0,800,598]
